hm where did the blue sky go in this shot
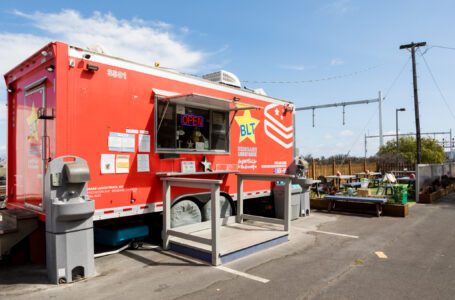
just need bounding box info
[1,0,454,157]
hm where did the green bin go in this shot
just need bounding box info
[393,184,408,205]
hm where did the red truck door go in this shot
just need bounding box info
[17,80,48,210]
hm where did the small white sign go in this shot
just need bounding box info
[100,154,115,174]
[138,134,150,152]
[195,142,205,151]
[176,104,185,115]
[58,268,66,277]
[137,154,150,172]
[181,161,196,173]
[116,155,130,173]
[126,129,139,134]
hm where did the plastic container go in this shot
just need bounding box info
[393,184,408,204]
[273,184,302,220]
[94,225,149,247]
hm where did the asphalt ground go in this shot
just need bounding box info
[1,193,455,300]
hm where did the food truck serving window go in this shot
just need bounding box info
[156,100,229,153]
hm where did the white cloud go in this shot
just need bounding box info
[279,64,305,71]
[180,26,190,34]
[324,133,333,140]
[330,58,344,66]
[323,0,353,15]
[5,10,203,74]
[0,33,50,84]
[339,129,354,137]
[334,142,345,148]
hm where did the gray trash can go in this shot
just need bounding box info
[44,156,95,284]
[273,184,302,220]
[300,191,310,217]
[293,178,316,217]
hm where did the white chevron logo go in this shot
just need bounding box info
[264,104,293,149]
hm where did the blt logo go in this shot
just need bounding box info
[235,110,260,143]
[240,123,256,138]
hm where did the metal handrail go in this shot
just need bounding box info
[236,174,294,233]
[161,177,222,265]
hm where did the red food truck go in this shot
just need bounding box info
[3,42,295,227]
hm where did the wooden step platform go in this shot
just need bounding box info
[170,221,289,264]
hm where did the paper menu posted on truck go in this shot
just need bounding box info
[116,155,130,173]
[138,134,150,152]
[100,154,116,174]
[137,154,150,172]
[121,134,135,152]
[108,132,135,152]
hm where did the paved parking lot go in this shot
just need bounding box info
[1,194,455,300]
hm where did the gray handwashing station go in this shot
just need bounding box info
[44,156,95,284]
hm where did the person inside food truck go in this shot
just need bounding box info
[188,127,208,149]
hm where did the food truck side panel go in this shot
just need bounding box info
[5,42,294,220]
[65,46,294,219]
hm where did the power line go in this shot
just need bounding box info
[420,44,455,55]
[241,63,386,84]
[429,45,455,51]
[383,56,411,99]
[343,57,415,157]
[345,105,380,158]
[418,48,455,121]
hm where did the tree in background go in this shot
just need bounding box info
[377,136,445,164]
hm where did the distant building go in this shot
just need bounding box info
[445,151,455,161]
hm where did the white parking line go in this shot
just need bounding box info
[292,227,359,239]
[215,266,270,283]
[312,230,359,239]
[375,251,388,258]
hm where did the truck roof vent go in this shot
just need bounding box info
[86,44,107,54]
[202,70,241,88]
[252,88,267,96]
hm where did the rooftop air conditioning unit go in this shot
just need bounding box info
[202,70,241,88]
[252,88,267,96]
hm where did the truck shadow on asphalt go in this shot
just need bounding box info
[312,209,380,218]
[0,247,207,286]
[121,248,208,267]
[0,265,48,285]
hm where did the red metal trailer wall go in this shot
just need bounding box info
[5,42,294,220]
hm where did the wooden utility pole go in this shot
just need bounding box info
[399,41,427,164]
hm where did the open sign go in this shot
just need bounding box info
[180,114,204,127]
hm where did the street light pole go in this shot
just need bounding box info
[396,108,406,151]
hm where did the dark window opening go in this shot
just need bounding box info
[156,100,229,153]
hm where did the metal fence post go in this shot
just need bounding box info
[415,164,420,203]
[211,183,221,266]
[284,178,291,233]
[163,181,171,250]
[236,176,244,223]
